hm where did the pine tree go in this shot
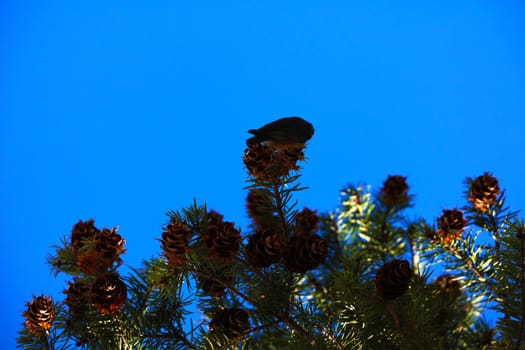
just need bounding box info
[17,140,524,349]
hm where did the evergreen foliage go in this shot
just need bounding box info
[17,141,524,349]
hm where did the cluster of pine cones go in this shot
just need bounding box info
[429,172,499,243]
[246,197,328,273]
[23,220,127,336]
[66,220,127,316]
[373,172,499,300]
[70,219,125,274]
[160,210,241,268]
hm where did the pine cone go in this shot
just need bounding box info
[283,147,305,163]
[246,229,286,268]
[435,274,462,299]
[95,227,125,269]
[375,259,412,300]
[22,295,54,335]
[246,188,279,229]
[64,279,91,321]
[246,188,275,221]
[209,308,249,338]
[284,233,328,273]
[278,147,304,173]
[207,210,224,224]
[198,276,228,298]
[437,209,467,243]
[71,219,100,251]
[243,143,303,181]
[379,175,409,207]
[199,277,227,298]
[295,207,319,235]
[243,143,274,180]
[468,172,499,212]
[198,268,233,298]
[160,219,191,266]
[203,211,241,263]
[91,273,127,315]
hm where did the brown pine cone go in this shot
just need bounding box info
[246,188,274,218]
[199,277,227,298]
[243,143,274,180]
[278,147,304,173]
[284,233,328,273]
[375,259,412,300]
[468,172,499,212]
[435,274,462,299]
[95,227,126,269]
[209,308,249,338]
[198,267,233,298]
[243,143,303,181]
[160,219,191,266]
[246,229,286,268]
[204,211,241,263]
[246,188,280,229]
[71,219,100,251]
[91,273,127,315]
[283,147,305,163]
[22,295,54,335]
[207,210,224,225]
[437,209,467,243]
[64,279,91,321]
[294,207,319,235]
[379,175,409,207]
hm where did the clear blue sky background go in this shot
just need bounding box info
[2,1,524,347]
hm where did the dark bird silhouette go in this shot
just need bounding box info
[246,116,314,148]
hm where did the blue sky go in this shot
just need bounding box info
[2,1,524,347]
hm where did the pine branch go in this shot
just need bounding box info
[277,313,317,347]
[313,323,345,350]
[445,242,489,287]
[273,179,290,235]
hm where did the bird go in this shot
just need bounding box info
[246,116,314,148]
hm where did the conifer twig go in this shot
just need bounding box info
[136,283,154,316]
[278,312,317,346]
[112,314,129,348]
[446,243,497,294]
[385,303,400,329]
[190,270,259,307]
[273,179,290,235]
[314,323,345,350]
[408,234,417,271]
[140,331,196,349]
[488,214,500,251]
[41,332,51,350]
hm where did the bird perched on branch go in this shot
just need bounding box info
[246,116,314,149]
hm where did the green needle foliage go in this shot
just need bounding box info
[17,141,524,349]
